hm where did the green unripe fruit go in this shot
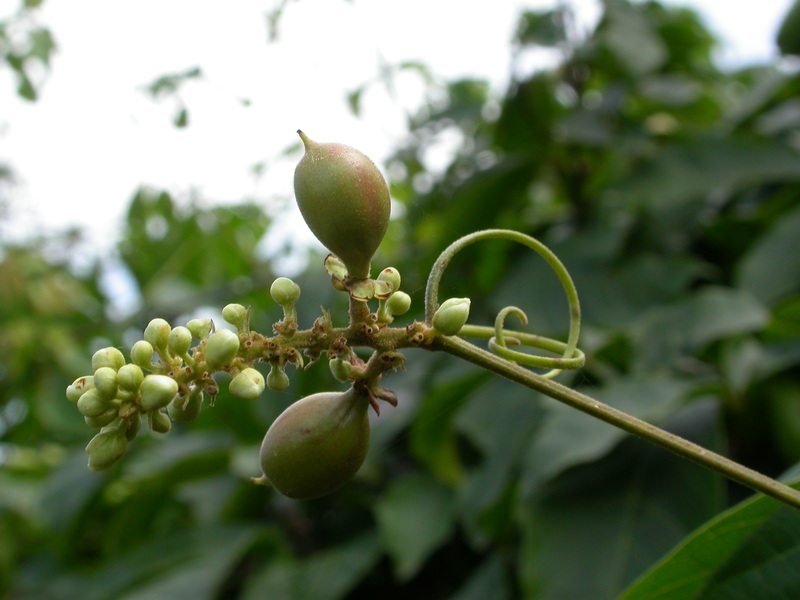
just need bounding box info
[258,387,371,500]
[377,267,401,292]
[139,374,179,411]
[130,340,155,369]
[293,131,390,279]
[77,388,111,418]
[117,364,144,392]
[267,365,290,392]
[432,297,471,336]
[66,376,94,403]
[143,318,171,349]
[86,424,128,471]
[186,318,213,340]
[204,329,240,370]
[229,367,266,400]
[387,291,411,316]
[93,367,118,401]
[92,347,126,372]
[270,277,301,307]
[222,304,248,329]
[168,390,203,423]
[168,326,192,357]
[149,410,172,434]
[85,408,119,429]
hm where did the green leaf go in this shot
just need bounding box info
[173,107,188,128]
[410,364,487,484]
[374,473,456,580]
[521,374,691,493]
[737,205,800,306]
[17,72,36,101]
[777,0,800,56]
[297,534,381,600]
[456,377,544,541]
[519,401,725,600]
[28,28,55,65]
[618,138,800,207]
[449,554,511,600]
[603,2,666,75]
[515,9,568,47]
[241,534,381,600]
[619,480,800,600]
[631,287,769,369]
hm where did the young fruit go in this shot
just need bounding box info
[258,387,371,500]
[293,131,390,279]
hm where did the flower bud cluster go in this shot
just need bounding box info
[66,302,286,471]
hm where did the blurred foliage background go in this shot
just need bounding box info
[2,0,800,598]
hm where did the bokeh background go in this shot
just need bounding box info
[2,0,800,598]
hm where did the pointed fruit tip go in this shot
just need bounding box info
[297,129,311,148]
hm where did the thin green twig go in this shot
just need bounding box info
[434,334,800,510]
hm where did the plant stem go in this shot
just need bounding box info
[434,334,800,511]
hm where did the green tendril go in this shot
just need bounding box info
[425,229,584,378]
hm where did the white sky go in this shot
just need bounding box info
[0,0,795,257]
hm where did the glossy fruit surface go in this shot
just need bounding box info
[293,131,390,279]
[259,387,370,500]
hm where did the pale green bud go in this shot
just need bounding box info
[377,267,401,292]
[130,340,155,369]
[143,318,170,349]
[149,410,172,434]
[117,364,144,392]
[92,347,126,372]
[266,365,290,391]
[139,374,178,411]
[204,328,240,370]
[186,318,213,340]
[222,304,248,329]
[328,357,352,382]
[168,326,192,357]
[93,367,118,401]
[229,368,266,400]
[84,408,119,429]
[86,425,128,471]
[432,297,471,336]
[270,277,301,306]
[77,388,111,417]
[387,291,412,316]
[66,376,94,403]
[168,390,202,423]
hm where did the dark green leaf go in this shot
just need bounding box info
[618,138,800,207]
[737,205,800,306]
[449,554,511,600]
[521,374,691,492]
[619,480,800,600]
[374,473,456,580]
[410,364,487,484]
[519,401,725,600]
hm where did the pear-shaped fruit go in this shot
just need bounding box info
[259,387,371,500]
[293,131,390,279]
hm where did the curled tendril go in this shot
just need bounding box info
[424,229,585,378]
